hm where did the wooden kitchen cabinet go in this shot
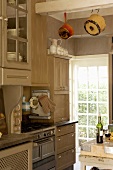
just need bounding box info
[53,94,69,123]
[48,55,70,94]
[0,0,31,85]
[30,0,49,86]
[48,54,71,123]
[54,57,69,92]
[55,123,76,170]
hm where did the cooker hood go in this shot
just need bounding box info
[35,0,113,21]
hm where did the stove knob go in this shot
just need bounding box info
[44,133,46,137]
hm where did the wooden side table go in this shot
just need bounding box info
[79,154,113,170]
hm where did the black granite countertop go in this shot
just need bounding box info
[0,121,78,150]
[55,120,78,127]
[0,133,33,150]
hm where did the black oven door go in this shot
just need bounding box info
[41,137,55,159]
[33,137,55,170]
[33,142,41,163]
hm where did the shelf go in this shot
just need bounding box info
[48,52,72,60]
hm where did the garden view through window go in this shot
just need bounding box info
[70,54,109,148]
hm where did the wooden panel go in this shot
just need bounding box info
[2,68,31,85]
[61,59,69,91]
[56,123,75,136]
[35,0,113,14]
[31,0,48,86]
[56,148,76,170]
[56,132,75,154]
[54,58,61,90]
[54,94,69,123]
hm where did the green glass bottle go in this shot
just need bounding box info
[96,114,103,143]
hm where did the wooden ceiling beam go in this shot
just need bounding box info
[35,0,113,15]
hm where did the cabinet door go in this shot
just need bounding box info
[56,148,76,170]
[54,94,69,123]
[61,59,69,91]
[2,0,31,70]
[54,58,69,92]
[56,132,75,154]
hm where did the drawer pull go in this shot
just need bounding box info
[58,129,61,132]
[72,149,74,153]
[72,134,74,137]
[7,75,28,79]
[4,18,8,21]
[58,155,61,159]
[58,138,61,141]
[0,16,3,20]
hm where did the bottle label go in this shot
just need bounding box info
[100,130,103,136]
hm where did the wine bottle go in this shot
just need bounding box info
[96,114,103,143]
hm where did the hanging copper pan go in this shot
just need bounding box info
[58,12,74,39]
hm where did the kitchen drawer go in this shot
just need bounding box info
[56,148,76,170]
[1,68,31,85]
[56,123,75,136]
[56,132,75,154]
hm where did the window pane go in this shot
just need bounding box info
[88,115,97,126]
[98,90,107,101]
[88,128,96,138]
[78,103,87,113]
[88,103,97,113]
[78,127,87,138]
[78,90,87,101]
[98,103,107,114]
[78,115,87,125]
[88,91,97,101]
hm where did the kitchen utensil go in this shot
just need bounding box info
[58,12,74,39]
[84,14,106,36]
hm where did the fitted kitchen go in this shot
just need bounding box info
[0,0,113,170]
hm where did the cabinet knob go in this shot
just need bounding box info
[0,16,3,20]
[58,138,61,141]
[4,18,8,21]
[72,134,74,137]
[58,155,61,159]
[72,149,74,153]
[58,129,61,132]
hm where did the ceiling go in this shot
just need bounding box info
[36,0,113,21]
[49,7,113,21]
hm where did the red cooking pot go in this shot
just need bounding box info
[58,13,74,39]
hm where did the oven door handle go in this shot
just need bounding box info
[35,137,54,144]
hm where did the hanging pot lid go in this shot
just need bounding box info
[58,12,74,39]
[84,14,106,36]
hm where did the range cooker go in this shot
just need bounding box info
[22,123,56,170]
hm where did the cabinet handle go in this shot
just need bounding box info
[7,75,29,79]
[0,16,3,20]
[72,149,74,153]
[4,18,8,21]
[58,155,61,159]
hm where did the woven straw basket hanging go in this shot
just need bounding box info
[84,14,106,36]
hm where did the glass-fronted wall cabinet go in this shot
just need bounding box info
[2,0,31,70]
